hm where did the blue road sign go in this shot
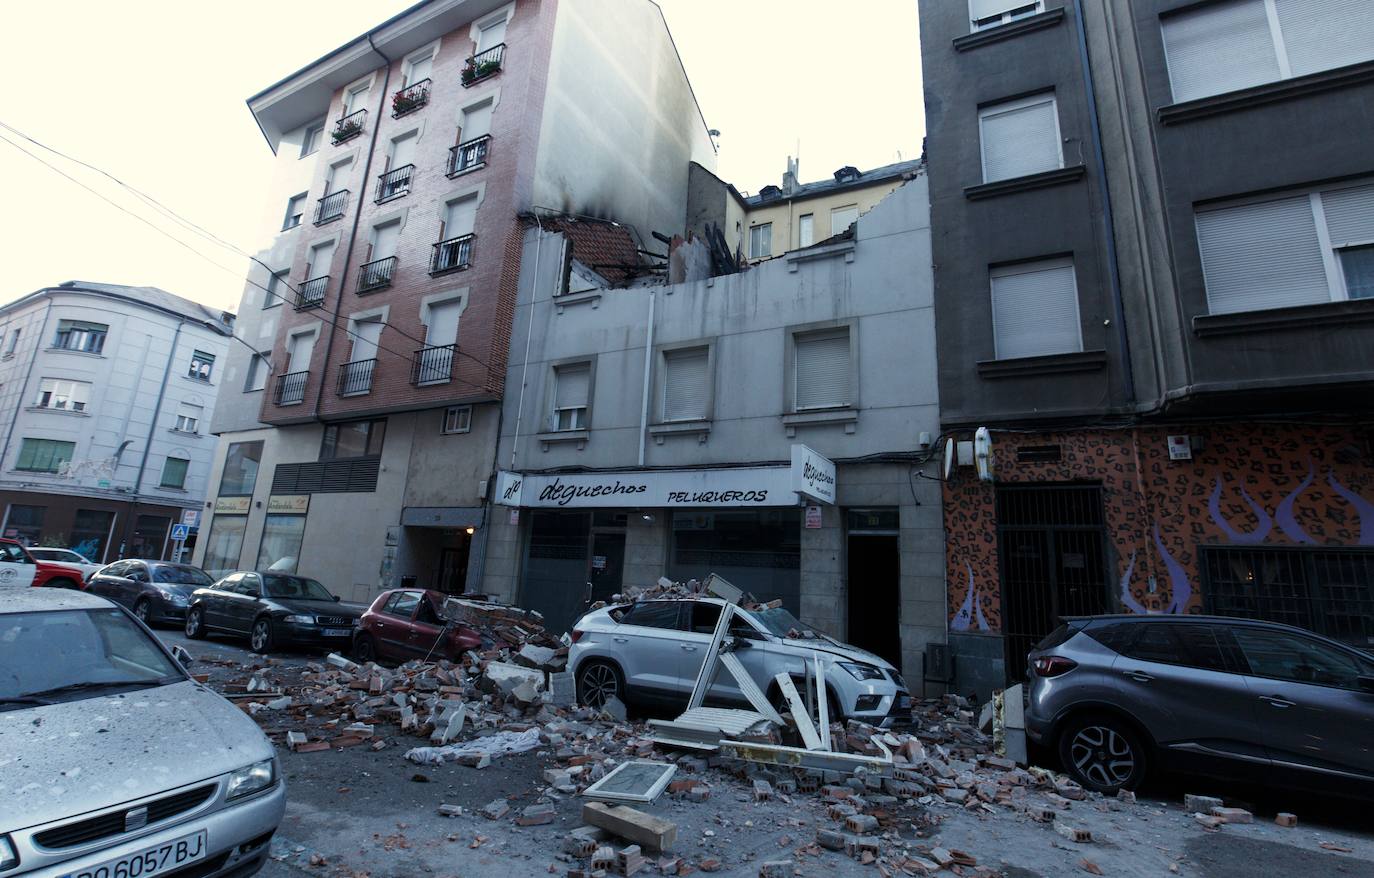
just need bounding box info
[171,524,191,541]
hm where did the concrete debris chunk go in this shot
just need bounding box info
[581,802,677,853]
[518,803,557,826]
[326,653,360,672]
[480,799,511,820]
[1275,812,1298,827]
[757,862,790,878]
[1210,806,1253,824]
[1184,794,1224,813]
[1054,822,1093,843]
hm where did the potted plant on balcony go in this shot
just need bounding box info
[392,88,424,116]
[332,118,364,144]
[462,57,501,85]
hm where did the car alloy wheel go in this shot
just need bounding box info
[577,663,620,709]
[355,635,376,664]
[134,599,151,623]
[1067,724,1136,790]
[185,607,206,639]
[251,618,274,654]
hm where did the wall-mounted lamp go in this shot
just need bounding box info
[465,526,475,535]
[641,513,656,524]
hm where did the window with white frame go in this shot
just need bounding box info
[1197,182,1374,315]
[798,214,814,248]
[282,193,307,230]
[794,328,851,410]
[188,350,215,381]
[53,320,107,354]
[661,346,710,422]
[264,269,288,308]
[460,100,494,143]
[4,329,18,356]
[35,378,90,412]
[990,258,1083,360]
[174,402,203,434]
[442,405,472,434]
[300,123,324,158]
[1162,0,1374,105]
[405,49,435,86]
[245,353,269,392]
[979,93,1063,184]
[551,363,590,431]
[830,205,859,237]
[969,0,1044,31]
[749,223,772,259]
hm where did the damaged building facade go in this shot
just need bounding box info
[920,0,1374,695]
[195,0,716,598]
[480,170,946,686]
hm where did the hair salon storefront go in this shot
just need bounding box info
[493,447,836,636]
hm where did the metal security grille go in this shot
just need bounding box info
[271,458,380,495]
[1201,546,1374,649]
[997,485,1109,680]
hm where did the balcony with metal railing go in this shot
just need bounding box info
[376,164,415,202]
[315,190,349,225]
[391,79,431,117]
[296,276,328,310]
[357,257,397,293]
[275,371,309,406]
[337,359,376,396]
[461,44,505,87]
[448,135,491,176]
[431,234,474,275]
[411,344,457,385]
[331,109,366,145]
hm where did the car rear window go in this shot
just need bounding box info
[1082,621,1135,654]
[1034,623,1074,651]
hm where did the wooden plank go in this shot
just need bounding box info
[581,802,677,852]
[718,740,892,774]
[814,653,831,751]
[685,602,734,711]
[719,653,783,725]
[773,672,822,751]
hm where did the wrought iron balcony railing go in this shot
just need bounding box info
[391,79,431,117]
[337,359,376,396]
[296,276,328,310]
[376,164,415,202]
[431,234,474,275]
[461,44,505,87]
[448,135,491,176]
[315,190,349,225]
[331,109,366,145]
[358,256,397,293]
[275,371,309,406]
[411,344,456,385]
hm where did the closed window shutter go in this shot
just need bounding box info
[795,332,850,409]
[991,260,1082,360]
[970,0,1021,21]
[426,301,462,348]
[555,365,590,409]
[663,348,709,421]
[1197,195,1330,315]
[1162,0,1279,103]
[980,98,1061,183]
[1320,184,1374,248]
[462,102,493,140]
[1274,0,1374,78]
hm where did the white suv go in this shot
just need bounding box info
[569,597,911,726]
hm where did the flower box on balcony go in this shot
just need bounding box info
[332,120,364,145]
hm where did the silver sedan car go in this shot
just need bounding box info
[0,589,284,877]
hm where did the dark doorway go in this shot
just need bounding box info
[437,535,470,594]
[997,485,1109,681]
[589,532,626,605]
[846,508,901,669]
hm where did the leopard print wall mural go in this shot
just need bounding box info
[943,424,1374,631]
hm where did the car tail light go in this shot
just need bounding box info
[570,629,585,644]
[1032,655,1078,678]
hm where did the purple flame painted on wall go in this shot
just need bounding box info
[1275,464,1317,544]
[1118,550,1149,614]
[951,562,990,632]
[1154,523,1191,615]
[1328,473,1374,546]
[1208,480,1271,544]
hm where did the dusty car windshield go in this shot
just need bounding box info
[748,607,819,639]
[153,565,214,586]
[264,575,335,601]
[0,609,182,705]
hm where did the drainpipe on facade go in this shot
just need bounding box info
[636,290,657,467]
[312,35,393,419]
[0,297,53,473]
[1072,0,1136,406]
[121,319,183,557]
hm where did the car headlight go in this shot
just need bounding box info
[282,615,314,625]
[227,759,276,801]
[163,592,189,607]
[839,662,886,681]
[0,834,18,871]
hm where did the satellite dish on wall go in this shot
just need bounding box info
[942,438,955,481]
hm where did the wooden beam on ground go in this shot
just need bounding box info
[582,802,677,852]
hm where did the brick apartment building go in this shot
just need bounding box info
[195,0,716,601]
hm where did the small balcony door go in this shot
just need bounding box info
[370,221,400,262]
[388,132,417,172]
[442,196,477,241]
[350,319,384,363]
[476,17,506,53]
[307,241,335,279]
[286,332,315,373]
[405,52,434,87]
[460,101,493,142]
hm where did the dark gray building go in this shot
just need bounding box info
[920,0,1374,696]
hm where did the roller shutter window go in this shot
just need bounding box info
[794,330,850,410]
[553,363,590,430]
[969,0,1043,31]
[990,258,1083,360]
[662,347,710,422]
[1196,195,1330,314]
[978,94,1062,184]
[1274,0,1374,78]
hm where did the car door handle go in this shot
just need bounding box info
[681,645,697,652]
[1122,670,1155,683]
[612,636,629,643]
[1260,695,1296,708]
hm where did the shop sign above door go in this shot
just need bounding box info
[791,444,836,505]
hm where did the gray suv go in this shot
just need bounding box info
[1026,615,1374,795]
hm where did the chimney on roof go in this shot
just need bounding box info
[782,156,800,195]
[833,165,861,183]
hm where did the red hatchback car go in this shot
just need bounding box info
[354,588,483,664]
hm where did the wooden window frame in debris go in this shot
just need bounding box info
[581,759,678,804]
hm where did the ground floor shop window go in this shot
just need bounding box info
[668,508,801,613]
[3,504,44,545]
[130,515,170,560]
[521,511,592,635]
[1202,546,1374,648]
[203,515,248,578]
[71,509,115,562]
[257,514,306,573]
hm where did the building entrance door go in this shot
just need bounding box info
[589,532,626,606]
[997,485,1109,681]
[437,541,470,594]
[846,509,901,670]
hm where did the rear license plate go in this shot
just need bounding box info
[323,628,352,637]
[64,830,207,878]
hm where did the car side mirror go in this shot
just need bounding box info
[334,594,341,602]
[1358,675,1374,694]
[171,644,195,667]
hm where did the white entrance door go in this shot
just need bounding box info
[0,542,36,588]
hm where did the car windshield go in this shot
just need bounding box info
[747,607,824,640]
[263,575,335,601]
[152,565,214,586]
[0,608,182,706]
